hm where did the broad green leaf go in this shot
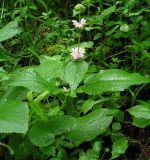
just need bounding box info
[8,68,60,94]
[67,109,112,143]
[0,99,28,133]
[29,116,77,147]
[132,117,150,128]
[128,104,150,120]
[63,61,88,91]
[80,69,150,95]
[2,86,28,101]
[35,59,63,80]
[0,19,21,42]
[29,121,55,147]
[49,115,77,135]
[111,137,128,159]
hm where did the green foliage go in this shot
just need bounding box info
[80,69,149,95]
[8,67,60,94]
[128,103,150,128]
[0,19,21,42]
[79,141,101,160]
[111,137,128,159]
[128,104,150,120]
[63,61,88,91]
[29,121,55,147]
[67,109,113,143]
[0,99,28,133]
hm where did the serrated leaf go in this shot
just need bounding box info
[67,109,112,143]
[35,59,63,80]
[0,99,28,133]
[0,19,21,42]
[8,68,60,94]
[128,104,150,120]
[63,61,88,91]
[111,137,128,159]
[29,121,55,147]
[29,116,77,147]
[49,115,77,135]
[80,69,150,95]
[2,86,28,101]
[132,117,150,128]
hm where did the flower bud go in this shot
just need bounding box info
[74,4,86,12]
[73,4,86,16]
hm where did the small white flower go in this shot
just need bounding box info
[70,47,85,60]
[72,18,86,29]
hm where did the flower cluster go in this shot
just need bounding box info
[72,18,86,29]
[70,47,85,60]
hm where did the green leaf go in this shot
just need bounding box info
[112,122,121,132]
[101,5,116,18]
[0,67,9,82]
[0,19,21,42]
[128,104,150,120]
[111,137,128,159]
[79,141,101,160]
[80,69,150,95]
[49,115,77,135]
[70,41,94,49]
[79,41,94,49]
[132,117,150,128]
[35,59,63,80]
[2,86,28,101]
[63,61,88,91]
[120,24,129,32]
[67,109,112,143]
[29,121,55,147]
[82,99,102,114]
[8,68,60,94]
[0,99,28,133]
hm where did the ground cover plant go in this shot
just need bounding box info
[0,0,150,159]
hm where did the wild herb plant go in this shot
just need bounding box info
[0,0,150,160]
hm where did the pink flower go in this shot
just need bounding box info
[72,18,86,29]
[70,47,85,60]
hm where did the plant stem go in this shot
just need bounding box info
[0,142,14,155]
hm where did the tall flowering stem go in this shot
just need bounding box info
[71,16,87,60]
